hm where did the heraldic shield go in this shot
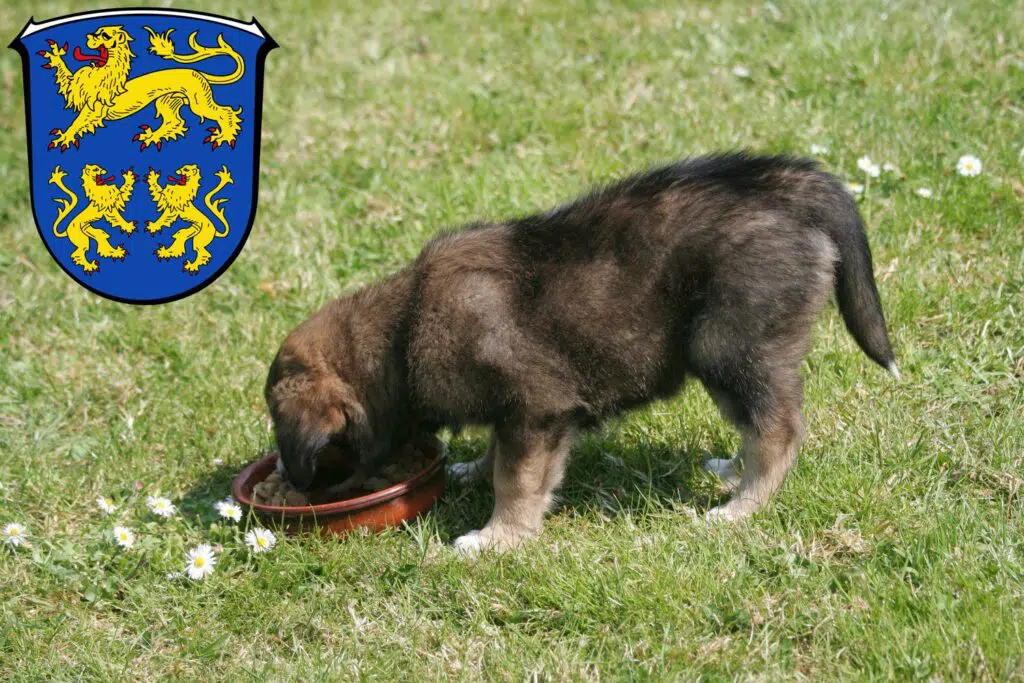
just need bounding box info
[10,9,275,303]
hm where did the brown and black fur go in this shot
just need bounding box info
[265,153,897,552]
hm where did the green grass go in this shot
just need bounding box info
[1,0,1022,679]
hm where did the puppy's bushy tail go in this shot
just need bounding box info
[825,196,899,378]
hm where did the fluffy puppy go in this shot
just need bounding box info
[265,153,897,553]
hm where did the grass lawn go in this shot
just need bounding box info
[1,0,1022,679]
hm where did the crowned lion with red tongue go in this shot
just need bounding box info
[37,24,245,152]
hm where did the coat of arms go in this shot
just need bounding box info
[11,9,275,303]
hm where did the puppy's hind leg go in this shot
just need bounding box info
[703,367,804,522]
[448,432,496,486]
[696,224,834,520]
[706,416,803,521]
[454,421,575,555]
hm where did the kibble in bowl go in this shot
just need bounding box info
[249,442,437,506]
[250,471,309,507]
[232,435,447,536]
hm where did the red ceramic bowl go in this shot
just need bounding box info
[232,437,446,536]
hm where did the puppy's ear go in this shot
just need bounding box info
[269,372,360,489]
[279,378,348,437]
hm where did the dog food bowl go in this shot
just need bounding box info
[232,436,446,535]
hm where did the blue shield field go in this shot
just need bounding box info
[10,9,275,303]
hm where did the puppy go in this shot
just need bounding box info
[265,153,897,553]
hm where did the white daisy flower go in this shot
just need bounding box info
[211,458,224,467]
[215,499,242,523]
[847,182,864,195]
[245,528,277,554]
[146,496,176,518]
[166,571,183,581]
[882,162,900,174]
[856,156,881,178]
[96,497,117,515]
[810,144,829,155]
[113,526,135,549]
[1,522,27,547]
[185,544,217,580]
[916,188,934,199]
[956,154,982,176]
[731,65,750,78]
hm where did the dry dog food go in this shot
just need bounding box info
[251,444,433,507]
[250,471,309,507]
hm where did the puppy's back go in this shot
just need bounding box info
[507,153,896,378]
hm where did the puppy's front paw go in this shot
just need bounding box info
[705,505,738,522]
[705,500,754,523]
[453,525,533,556]
[453,530,484,556]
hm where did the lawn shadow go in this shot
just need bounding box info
[427,429,734,542]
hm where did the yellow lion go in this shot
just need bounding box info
[147,163,233,273]
[38,25,244,151]
[49,164,137,273]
